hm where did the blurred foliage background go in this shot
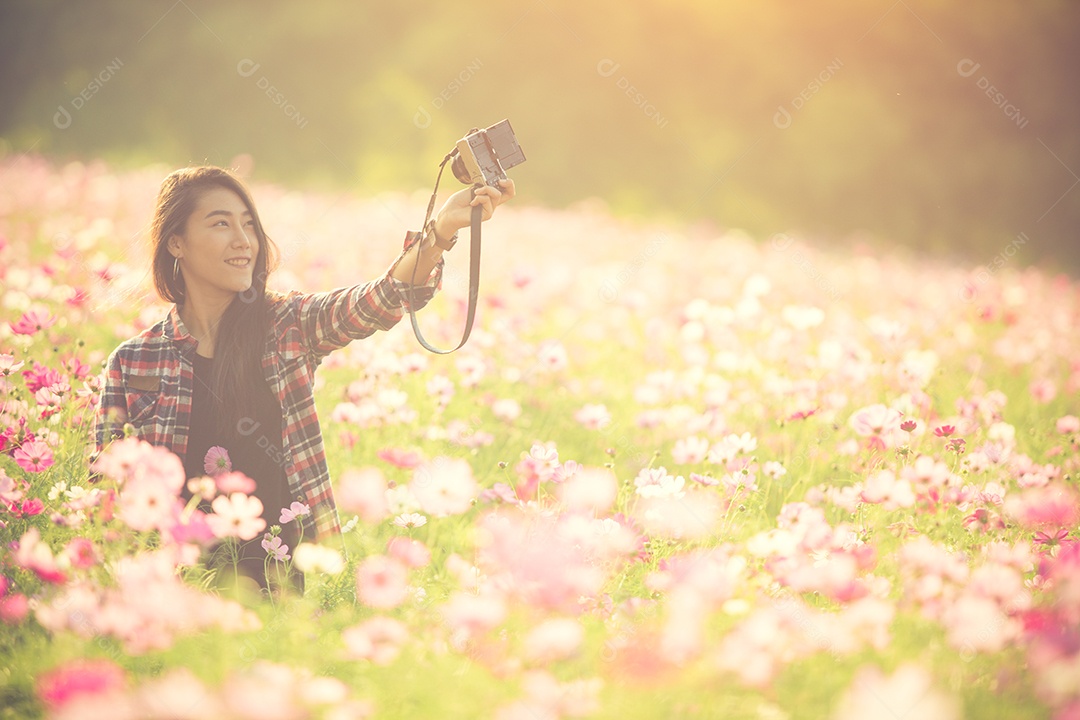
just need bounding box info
[2,0,1078,270]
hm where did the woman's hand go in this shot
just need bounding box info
[433,178,516,242]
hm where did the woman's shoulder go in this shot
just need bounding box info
[265,289,307,324]
[107,320,172,367]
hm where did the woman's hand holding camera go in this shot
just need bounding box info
[432,178,516,248]
[392,177,515,284]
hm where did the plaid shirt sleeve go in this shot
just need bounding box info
[93,349,129,457]
[297,231,443,357]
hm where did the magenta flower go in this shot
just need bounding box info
[934,424,956,438]
[900,419,918,432]
[20,362,64,394]
[35,659,126,711]
[279,500,311,524]
[1033,528,1070,549]
[19,498,45,516]
[260,533,290,562]
[13,440,54,473]
[63,538,99,569]
[203,446,231,477]
[9,308,57,336]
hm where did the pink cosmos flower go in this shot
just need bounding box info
[1057,415,1080,435]
[1029,378,1057,403]
[900,419,918,432]
[491,398,522,422]
[479,482,520,505]
[203,446,231,476]
[186,476,217,501]
[933,424,956,438]
[35,659,126,711]
[672,436,710,465]
[689,472,719,486]
[134,669,227,719]
[1004,484,1080,530]
[279,501,311,524]
[214,471,255,495]
[206,492,266,540]
[386,537,431,568]
[63,538,100,569]
[336,467,390,523]
[848,404,903,439]
[219,662,301,720]
[0,353,26,377]
[523,618,584,664]
[537,340,568,372]
[356,555,410,609]
[377,447,423,469]
[440,590,508,635]
[167,505,215,545]
[0,471,25,504]
[13,439,54,473]
[943,593,1017,654]
[9,307,57,336]
[546,460,577,485]
[1033,528,1070,551]
[119,479,176,532]
[558,466,618,514]
[409,457,478,517]
[89,438,186,495]
[342,616,409,665]
[13,528,67,584]
[860,470,915,510]
[574,404,611,430]
[20,361,64,394]
[18,498,45,516]
[832,664,960,720]
[476,510,606,611]
[0,590,29,624]
[260,534,290,562]
[962,508,1005,533]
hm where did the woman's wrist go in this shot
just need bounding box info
[428,217,459,252]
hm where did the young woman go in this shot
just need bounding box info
[94,166,513,594]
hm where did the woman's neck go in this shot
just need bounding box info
[178,293,234,358]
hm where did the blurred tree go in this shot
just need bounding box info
[1,0,1077,270]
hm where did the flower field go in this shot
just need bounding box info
[1,155,1078,719]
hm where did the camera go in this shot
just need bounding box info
[451,119,526,188]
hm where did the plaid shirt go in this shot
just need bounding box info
[94,231,441,541]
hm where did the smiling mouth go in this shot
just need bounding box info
[226,258,251,268]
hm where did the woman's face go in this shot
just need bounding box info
[169,187,260,302]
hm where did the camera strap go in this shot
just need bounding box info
[406,153,483,354]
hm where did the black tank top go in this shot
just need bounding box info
[182,353,298,551]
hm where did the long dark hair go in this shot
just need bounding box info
[150,166,280,444]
